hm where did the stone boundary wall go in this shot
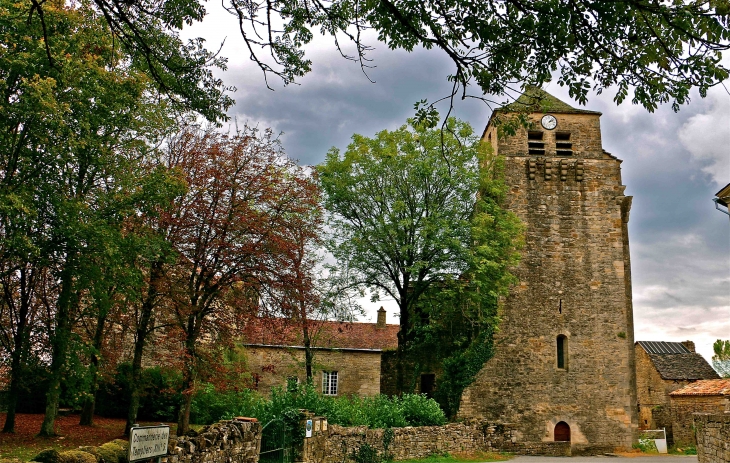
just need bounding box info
[28,420,261,463]
[301,420,571,462]
[165,420,261,463]
[695,413,730,463]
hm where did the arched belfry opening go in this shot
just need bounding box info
[554,421,571,442]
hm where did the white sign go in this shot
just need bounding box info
[129,425,170,461]
[305,420,313,438]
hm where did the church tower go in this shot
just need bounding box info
[458,88,638,453]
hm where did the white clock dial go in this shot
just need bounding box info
[541,114,557,130]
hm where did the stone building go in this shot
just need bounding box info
[457,88,638,454]
[241,309,398,397]
[669,378,730,445]
[635,340,720,441]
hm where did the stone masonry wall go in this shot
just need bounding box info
[245,346,382,397]
[300,420,571,463]
[165,420,261,463]
[635,346,692,442]
[671,397,729,446]
[459,110,637,454]
[695,414,730,463]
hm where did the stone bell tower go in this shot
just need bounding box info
[458,88,638,454]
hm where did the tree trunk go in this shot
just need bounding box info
[2,267,34,433]
[80,308,108,426]
[2,352,22,433]
[125,260,163,435]
[39,263,76,437]
[302,318,313,382]
[176,323,198,437]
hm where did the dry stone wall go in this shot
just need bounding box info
[695,414,730,463]
[29,421,261,463]
[165,420,261,463]
[301,420,571,463]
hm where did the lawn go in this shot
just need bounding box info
[0,414,174,462]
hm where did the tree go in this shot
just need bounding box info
[0,0,181,435]
[318,117,522,393]
[157,127,321,435]
[16,0,730,115]
[713,339,730,378]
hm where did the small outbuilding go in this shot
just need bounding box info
[669,378,730,445]
[635,340,720,443]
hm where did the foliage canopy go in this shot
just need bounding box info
[17,0,730,115]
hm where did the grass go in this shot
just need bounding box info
[394,451,512,463]
[669,445,697,455]
[0,413,177,462]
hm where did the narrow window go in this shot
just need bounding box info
[558,299,562,314]
[555,132,573,156]
[557,335,568,370]
[528,131,545,155]
[322,371,338,396]
[554,421,571,442]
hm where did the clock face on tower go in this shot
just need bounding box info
[541,114,557,130]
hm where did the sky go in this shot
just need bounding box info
[185,10,730,364]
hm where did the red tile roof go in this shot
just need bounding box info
[241,317,399,351]
[669,379,730,396]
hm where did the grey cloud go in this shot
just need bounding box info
[190,15,730,363]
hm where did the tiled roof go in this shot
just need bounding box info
[241,317,399,351]
[669,379,730,396]
[638,341,691,354]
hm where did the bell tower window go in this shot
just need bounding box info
[555,132,573,156]
[528,131,545,155]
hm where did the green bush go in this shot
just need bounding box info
[191,382,446,428]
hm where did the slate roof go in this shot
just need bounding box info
[669,379,730,396]
[636,341,721,381]
[495,86,602,115]
[241,317,399,351]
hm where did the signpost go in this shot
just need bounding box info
[129,425,170,462]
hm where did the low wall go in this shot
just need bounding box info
[695,413,730,463]
[166,420,261,463]
[301,419,571,462]
[29,420,261,463]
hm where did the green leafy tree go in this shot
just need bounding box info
[713,339,730,378]
[17,0,730,114]
[318,117,522,393]
[0,0,182,435]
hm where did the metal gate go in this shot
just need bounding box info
[259,419,292,463]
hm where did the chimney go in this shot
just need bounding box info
[376,307,386,328]
[681,340,696,353]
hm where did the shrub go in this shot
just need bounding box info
[193,382,446,428]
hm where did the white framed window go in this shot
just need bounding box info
[322,371,338,396]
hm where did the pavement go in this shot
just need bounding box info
[509,456,698,462]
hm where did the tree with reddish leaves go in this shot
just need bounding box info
[160,126,321,435]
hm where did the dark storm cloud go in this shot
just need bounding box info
[187,14,729,363]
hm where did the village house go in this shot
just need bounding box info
[241,308,398,397]
[634,340,720,443]
[669,378,730,445]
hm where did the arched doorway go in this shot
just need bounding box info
[554,421,571,442]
